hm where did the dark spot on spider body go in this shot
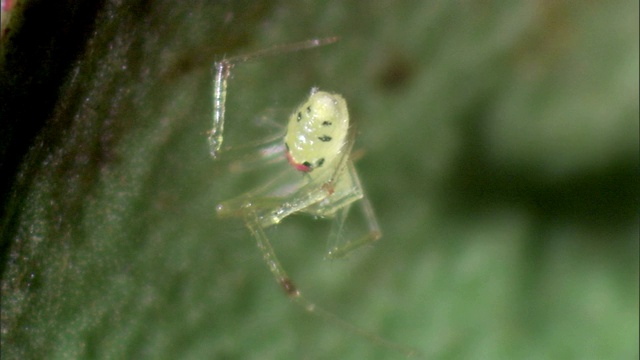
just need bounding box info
[297,112,302,122]
[318,135,332,142]
[322,121,332,126]
[303,161,312,167]
[317,158,325,167]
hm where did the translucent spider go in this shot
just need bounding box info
[208,38,421,358]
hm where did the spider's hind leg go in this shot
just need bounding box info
[324,162,382,260]
[242,209,419,358]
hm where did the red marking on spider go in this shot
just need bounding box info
[286,150,311,172]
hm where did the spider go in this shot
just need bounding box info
[208,38,421,358]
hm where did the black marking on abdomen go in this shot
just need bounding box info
[318,135,332,142]
[322,121,332,126]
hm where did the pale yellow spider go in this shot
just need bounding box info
[208,38,421,358]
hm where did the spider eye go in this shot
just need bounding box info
[302,161,312,168]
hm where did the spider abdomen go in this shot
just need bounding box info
[284,89,349,173]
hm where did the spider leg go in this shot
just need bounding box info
[243,209,422,358]
[208,36,339,158]
[326,202,351,256]
[322,162,382,259]
[219,144,356,227]
[217,171,336,228]
[253,107,287,130]
[217,153,420,357]
[216,153,339,225]
[216,168,294,219]
[209,59,232,158]
[213,133,287,173]
[325,190,381,259]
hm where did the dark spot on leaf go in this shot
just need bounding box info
[376,52,415,92]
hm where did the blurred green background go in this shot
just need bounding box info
[1,1,638,359]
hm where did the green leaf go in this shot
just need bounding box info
[2,1,638,359]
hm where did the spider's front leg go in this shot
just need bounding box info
[208,59,233,158]
[208,37,339,159]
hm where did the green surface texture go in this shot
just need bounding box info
[1,1,638,359]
